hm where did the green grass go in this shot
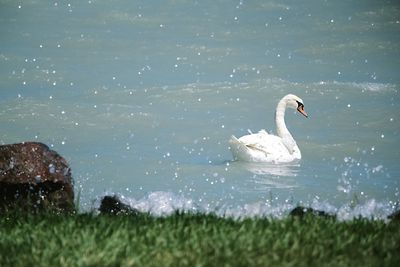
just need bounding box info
[0,212,399,267]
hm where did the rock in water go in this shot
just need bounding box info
[99,195,139,216]
[388,210,400,222]
[0,142,74,213]
[289,206,336,219]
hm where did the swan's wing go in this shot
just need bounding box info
[249,130,298,155]
[229,130,301,162]
[245,143,272,154]
[229,131,287,162]
[239,131,285,153]
[229,135,270,162]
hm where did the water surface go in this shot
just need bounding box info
[1,0,399,219]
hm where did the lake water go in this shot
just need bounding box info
[1,0,399,219]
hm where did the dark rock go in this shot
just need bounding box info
[99,195,138,216]
[290,206,336,219]
[388,210,400,222]
[0,142,74,213]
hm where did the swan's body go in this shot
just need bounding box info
[229,94,308,163]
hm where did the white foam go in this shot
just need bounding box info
[95,191,397,220]
[337,199,394,221]
[98,191,195,216]
[218,201,295,219]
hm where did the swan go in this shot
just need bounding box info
[229,94,308,163]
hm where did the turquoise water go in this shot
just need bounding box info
[1,1,399,219]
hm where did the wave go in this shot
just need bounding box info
[94,191,398,221]
[316,80,397,92]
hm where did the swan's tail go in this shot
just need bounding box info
[229,135,253,162]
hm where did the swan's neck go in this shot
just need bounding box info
[275,99,292,139]
[274,96,300,155]
[275,100,297,154]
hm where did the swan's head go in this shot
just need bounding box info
[284,94,308,118]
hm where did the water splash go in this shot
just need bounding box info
[94,191,397,220]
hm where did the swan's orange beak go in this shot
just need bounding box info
[297,105,308,118]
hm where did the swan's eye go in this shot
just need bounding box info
[296,101,304,108]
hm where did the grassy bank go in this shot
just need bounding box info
[0,212,399,267]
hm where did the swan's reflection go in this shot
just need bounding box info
[244,162,300,176]
[241,162,300,190]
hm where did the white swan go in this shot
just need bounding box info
[229,94,308,163]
